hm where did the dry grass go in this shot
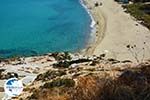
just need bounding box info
[26,88,70,100]
[20,63,150,100]
[69,76,105,100]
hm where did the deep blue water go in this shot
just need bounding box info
[0,0,91,58]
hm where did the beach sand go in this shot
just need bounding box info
[83,0,150,61]
[1,0,150,99]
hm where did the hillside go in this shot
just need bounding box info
[6,52,149,100]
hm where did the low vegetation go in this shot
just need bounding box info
[50,52,71,61]
[0,70,18,79]
[42,78,75,88]
[19,60,150,100]
[35,70,66,81]
[53,58,92,68]
[123,3,150,29]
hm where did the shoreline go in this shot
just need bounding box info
[79,0,106,56]
[81,0,150,61]
[0,0,150,61]
[79,0,96,28]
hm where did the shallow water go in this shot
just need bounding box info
[0,0,92,58]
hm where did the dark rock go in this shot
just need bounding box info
[90,60,99,66]
[5,72,18,79]
[100,54,106,58]
[121,60,132,63]
[107,58,117,62]
[0,69,5,73]
[50,52,71,61]
[95,2,99,7]
[53,58,92,68]
[0,87,4,92]
[53,61,70,68]
[0,71,18,79]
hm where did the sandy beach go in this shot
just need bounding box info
[1,0,150,99]
[83,0,150,61]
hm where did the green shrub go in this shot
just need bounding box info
[50,52,71,61]
[43,78,75,88]
[35,70,66,81]
[124,3,150,29]
[53,61,71,68]
[53,58,92,68]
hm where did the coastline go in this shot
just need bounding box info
[0,0,150,61]
[1,0,150,98]
[80,0,106,56]
[82,0,150,61]
[79,0,96,28]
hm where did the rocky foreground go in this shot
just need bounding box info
[0,53,149,100]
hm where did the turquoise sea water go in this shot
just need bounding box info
[0,0,92,58]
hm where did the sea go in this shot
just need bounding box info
[0,0,92,58]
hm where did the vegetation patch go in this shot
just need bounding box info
[124,3,150,29]
[35,70,66,81]
[50,52,71,61]
[53,58,92,68]
[42,78,75,88]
